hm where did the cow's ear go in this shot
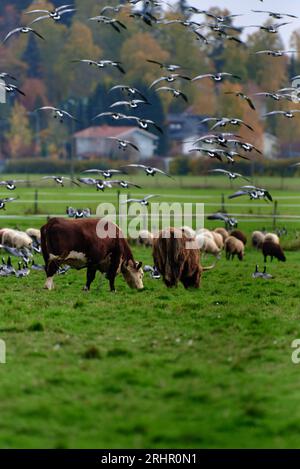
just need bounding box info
[136,261,142,270]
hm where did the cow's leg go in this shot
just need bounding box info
[84,265,97,291]
[44,260,59,290]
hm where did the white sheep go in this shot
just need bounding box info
[264,233,280,245]
[180,226,196,239]
[2,229,32,249]
[211,231,224,250]
[26,228,41,242]
[195,233,221,257]
[252,231,265,250]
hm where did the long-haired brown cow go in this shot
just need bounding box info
[41,217,144,291]
[152,227,215,289]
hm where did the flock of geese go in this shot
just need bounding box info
[0,1,299,256]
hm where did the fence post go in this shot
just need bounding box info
[221,193,226,213]
[272,200,278,231]
[34,189,38,215]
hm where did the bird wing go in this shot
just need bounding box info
[149,77,166,88]
[28,15,50,25]
[125,164,147,169]
[228,190,249,199]
[3,28,22,42]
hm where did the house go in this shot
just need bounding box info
[280,141,300,159]
[74,125,159,161]
[263,133,279,160]
[166,113,209,155]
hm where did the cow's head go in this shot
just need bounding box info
[121,259,144,289]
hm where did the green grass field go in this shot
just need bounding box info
[1,175,300,448]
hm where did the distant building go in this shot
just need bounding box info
[263,133,279,160]
[74,125,159,160]
[280,141,300,159]
[166,113,209,155]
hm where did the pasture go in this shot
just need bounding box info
[1,175,300,448]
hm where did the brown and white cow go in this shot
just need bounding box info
[41,217,144,291]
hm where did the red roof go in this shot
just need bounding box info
[74,125,137,138]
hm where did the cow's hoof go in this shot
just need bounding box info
[82,286,89,292]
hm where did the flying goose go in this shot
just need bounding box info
[146,60,185,72]
[121,195,158,206]
[207,212,238,228]
[0,179,25,190]
[110,99,148,109]
[224,91,256,110]
[229,186,273,202]
[129,11,158,27]
[3,27,45,43]
[77,178,112,191]
[92,112,130,122]
[251,10,297,19]
[227,139,262,154]
[0,197,18,210]
[72,59,126,74]
[28,6,76,25]
[208,169,251,181]
[35,106,78,123]
[246,23,291,34]
[100,5,127,14]
[264,110,300,118]
[202,117,254,132]
[106,137,140,152]
[127,116,163,134]
[125,164,172,178]
[111,180,142,189]
[149,74,191,89]
[155,87,188,102]
[255,49,298,57]
[109,85,148,102]
[82,168,126,179]
[42,176,80,187]
[0,72,16,81]
[89,15,127,32]
[192,72,241,83]
[0,82,25,96]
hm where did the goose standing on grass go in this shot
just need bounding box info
[15,262,30,278]
[35,106,78,123]
[42,176,80,187]
[252,265,263,279]
[261,266,273,279]
[124,164,173,178]
[143,265,161,279]
[3,27,45,43]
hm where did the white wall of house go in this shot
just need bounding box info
[263,133,278,160]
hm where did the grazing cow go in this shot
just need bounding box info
[41,217,144,291]
[153,227,215,288]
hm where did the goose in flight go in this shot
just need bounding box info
[146,60,185,72]
[0,82,25,96]
[251,10,297,19]
[0,179,25,190]
[255,49,298,57]
[204,12,243,23]
[106,137,140,152]
[202,117,254,132]
[192,72,241,83]
[72,59,126,74]
[264,110,300,119]
[27,5,76,25]
[77,178,113,192]
[3,27,45,43]
[246,23,291,34]
[0,72,16,81]
[127,116,163,134]
[191,133,238,147]
[35,106,78,123]
[121,195,158,206]
[125,164,172,178]
[149,74,191,89]
[110,99,148,109]
[110,180,142,189]
[89,15,127,33]
[109,85,148,102]
[42,176,80,187]
[208,169,251,181]
[0,197,18,210]
[100,5,127,14]
[155,87,188,102]
[226,139,262,154]
[82,169,126,179]
[188,148,224,162]
[229,186,273,202]
[207,212,238,228]
[253,91,286,101]
[92,112,130,122]
[224,91,256,110]
[129,12,159,27]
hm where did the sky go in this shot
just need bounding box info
[170,0,300,47]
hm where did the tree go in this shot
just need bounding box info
[5,101,33,158]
